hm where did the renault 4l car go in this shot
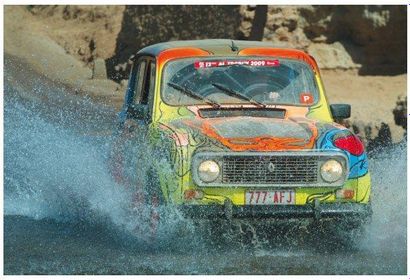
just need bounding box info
[109,39,372,235]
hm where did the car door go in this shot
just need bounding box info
[110,56,156,185]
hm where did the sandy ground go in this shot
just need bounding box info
[3,6,125,108]
[4,5,407,143]
[322,70,406,142]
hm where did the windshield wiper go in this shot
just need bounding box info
[167,82,220,108]
[211,83,266,108]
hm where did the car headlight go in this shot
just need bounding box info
[198,160,220,183]
[320,159,344,183]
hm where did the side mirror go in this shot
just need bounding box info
[330,104,351,120]
[128,104,148,120]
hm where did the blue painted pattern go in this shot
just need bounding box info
[316,128,368,179]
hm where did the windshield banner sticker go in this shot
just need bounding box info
[194,59,280,69]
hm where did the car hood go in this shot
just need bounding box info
[165,116,327,152]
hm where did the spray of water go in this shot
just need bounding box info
[4,91,407,273]
[3,56,407,273]
[5,91,407,244]
[362,142,407,253]
[4,54,407,274]
[4,89,200,250]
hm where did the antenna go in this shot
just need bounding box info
[230,40,239,52]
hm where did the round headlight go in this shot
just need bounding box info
[320,159,344,183]
[198,160,220,183]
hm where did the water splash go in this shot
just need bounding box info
[3,56,407,273]
[362,142,407,253]
[4,89,199,250]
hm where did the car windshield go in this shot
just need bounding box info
[162,57,319,106]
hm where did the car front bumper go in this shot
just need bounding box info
[178,201,372,220]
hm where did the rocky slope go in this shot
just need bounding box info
[4,5,407,144]
[240,6,406,75]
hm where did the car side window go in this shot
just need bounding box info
[132,59,156,107]
[132,60,147,105]
[146,61,156,104]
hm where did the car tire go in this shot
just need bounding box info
[131,167,165,243]
[323,204,372,247]
[338,202,373,229]
[144,169,165,238]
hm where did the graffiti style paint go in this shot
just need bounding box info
[316,128,369,179]
[112,40,371,207]
[168,116,319,151]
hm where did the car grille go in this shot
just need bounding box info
[221,155,319,185]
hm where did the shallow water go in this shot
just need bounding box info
[3,56,407,275]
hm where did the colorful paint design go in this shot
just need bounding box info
[113,41,371,207]
[316,128,369,179]
[169,114,319,151]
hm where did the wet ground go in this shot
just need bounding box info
[3,55,407,275]
[4,214,406,274]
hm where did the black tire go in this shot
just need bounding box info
[129,167,166,243]
[321,204,372,248]
[143,169,165,238]
[336,202,373,230]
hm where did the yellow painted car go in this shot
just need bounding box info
[109,39,371,232]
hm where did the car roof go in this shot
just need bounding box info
[137,39,292,57]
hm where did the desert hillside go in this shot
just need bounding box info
[4,5,407,146]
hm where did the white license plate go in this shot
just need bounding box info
[245,190,295,205]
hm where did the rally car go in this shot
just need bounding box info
[109,39,372,235]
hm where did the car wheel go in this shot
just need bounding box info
[145,169,165,238]
[208,219,235,245]
[131,168,165,242]
[336,202,373,230]
[322,208,372,248]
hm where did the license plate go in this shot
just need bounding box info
[245,190,295,205]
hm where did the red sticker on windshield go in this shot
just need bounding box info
[194,59,280,69]
[300,93,314,104]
